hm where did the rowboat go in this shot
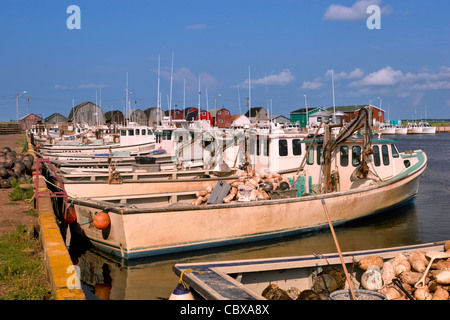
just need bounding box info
[64,107,428,259]
[172,241,448,300]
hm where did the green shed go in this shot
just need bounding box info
[289,107,324,128]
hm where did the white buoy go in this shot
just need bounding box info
[169,283,195,300]
[361,265,383,290]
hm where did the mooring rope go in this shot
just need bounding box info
[178,268,206,289]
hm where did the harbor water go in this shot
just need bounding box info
[68,133,450,300]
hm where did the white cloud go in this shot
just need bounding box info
[412,81,450,91]
[160,66,219,92]
[350,66,450,89]
[350,66,403,86]
[54,84,67,89]
[323,0,391,21]
[78,83,109,89]
[236,69,295,88]
[326,68,364,80]
[186,24,208,30]
[302,78,323,90]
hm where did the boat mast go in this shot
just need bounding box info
[126,72,129,125]
[157,55,161,126]
[169,52,174,125]
[248,66,251,115]
[331,69,336,124]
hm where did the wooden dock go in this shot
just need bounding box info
[436,126,450,133]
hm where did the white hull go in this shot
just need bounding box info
[70,150,426,259]
[38,141,155,157]
[421,126,436,134]
[395,127,407,135]
[380,128,396,135]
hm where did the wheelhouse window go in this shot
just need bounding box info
[373,146,381,166]
[141,129,146,135]
[163,130,172,140]
[352,146,361,167]
[279,139,288,157]
[128,129,134,136]
[340,146,348,167]
[263,138,269,156]
[256,137,260,156]
[391,144,399,158]
[249,136,256,155]
[306,147,314,165]
[292,139,302,156]
[120,130,126,136]
[135,129,140,135]
[382,145,389,165]
[317,146,324,165]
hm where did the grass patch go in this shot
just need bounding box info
[0,225,51,300]
[8,179,34,202]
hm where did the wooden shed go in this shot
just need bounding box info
[105,110,125,125]
[68,101,106,126]
[210,108,232,128]
[144,107,164,128]
[245,107,269,123]
[45,113,68,125]
[126,109,148,126]
[19,113,43,130]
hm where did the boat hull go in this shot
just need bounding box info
[70,151,427,259]
[395,127,407,135]
[38,141,155,156]
[422,126,436,134]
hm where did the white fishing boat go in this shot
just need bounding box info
[35,125,156,157]
[419,122,436,134]
[64,107,428,260]
[394,125,407,135]
[172,241,448,300]
[406,123,422,134]
[378,123,396,135]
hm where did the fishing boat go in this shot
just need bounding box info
[377,123,396,135]
[172,241,448,300]
[419,122,436,134]
[394,125,407,135]
[406,123,422,134]
[35,125,156,157]
[64,106,428,260]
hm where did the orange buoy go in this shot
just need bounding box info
[93,211,111,230]
[65,206,77,224]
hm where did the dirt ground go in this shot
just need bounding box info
[0,134,37,234]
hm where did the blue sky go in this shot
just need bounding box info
[1,0,449,122]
